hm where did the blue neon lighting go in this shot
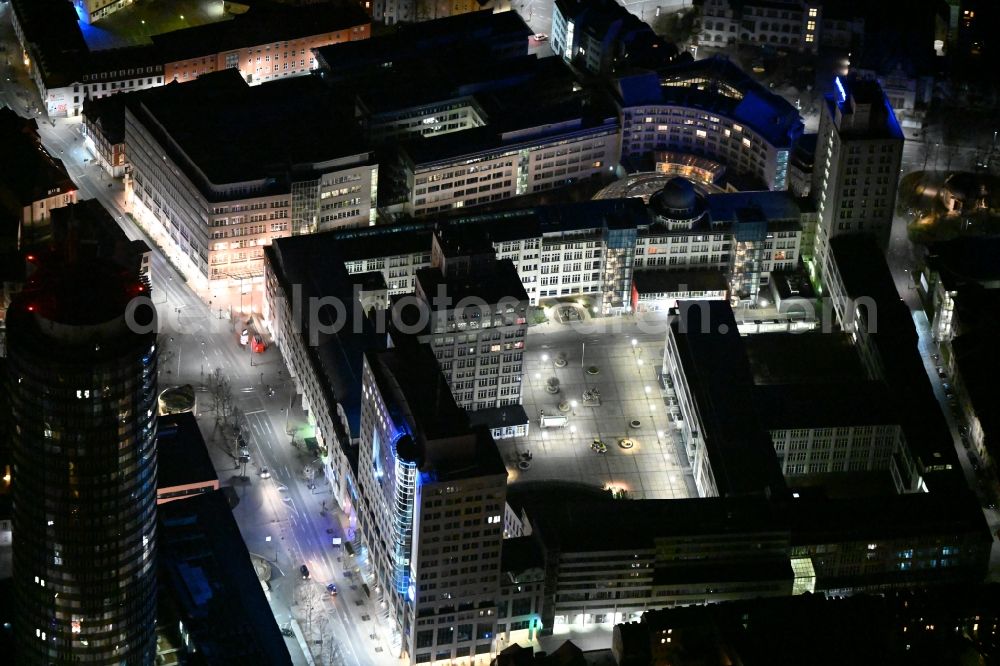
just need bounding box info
[834,77,847,104]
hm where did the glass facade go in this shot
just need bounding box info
[6,282,159,664]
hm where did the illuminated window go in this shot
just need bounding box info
[724,129,731,137]
[732,124,742,132]
[696,129,707,138]
[805,34,814,42]
[808,7,817,16]
[806,20,816,30]
[742,137,752,148]
[644,117,653,123]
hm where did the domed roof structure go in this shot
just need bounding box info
[649,177,707,224]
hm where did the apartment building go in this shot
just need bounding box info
[616,57,804,191]
[811,76,903,272]
[698,0,864,53]
[0,108,78,245]
[356,346,507,665]
[124,70,376,292]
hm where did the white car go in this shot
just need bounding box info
[533,33,548,42]
[259,467,271,479]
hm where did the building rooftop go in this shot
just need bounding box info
[925,237,1000,292]
[755,382,899,430]
[467,404,530,431]
[157,412,218,496]
[82,93,128,145]
[615,56,803,147]
[314,9,531,76]
[158,490,291,665]
[415,260,529,310]
[0,108,76,209]
[632,269,728,294]
[824,75,905,140]
[368,346,507,482]
[527,494,784,552]
[150,3,370,64]
[125,70,368,192]
[744,332,864,385]
[670,300,788,497]
[500,536,545,579]
[706,190,807,226]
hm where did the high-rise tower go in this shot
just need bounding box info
[811,76,903,281]
[6,253,158,664]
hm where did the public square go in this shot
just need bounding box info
[502,311,698,500]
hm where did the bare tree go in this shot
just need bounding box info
[918,141,933,171]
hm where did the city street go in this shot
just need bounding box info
[1,7,398,660]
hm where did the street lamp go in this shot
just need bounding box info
[570,399,577,415]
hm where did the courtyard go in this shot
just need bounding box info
[500,315,698,500]
[77,0,231,51]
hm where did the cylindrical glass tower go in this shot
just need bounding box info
[6,257,159,665]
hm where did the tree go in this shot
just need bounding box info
[943,143,960,173]
[918,141,933,171]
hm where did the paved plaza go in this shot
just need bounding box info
[501,315,698,500]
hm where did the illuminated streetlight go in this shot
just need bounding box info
[570,400,578,415]
[631,338,638,347]
[644,386,651,394]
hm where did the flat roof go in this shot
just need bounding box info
[926,237,1000,291]
[633,269,728,294]
[126,70,368,189]
[151,3,370,64]
[706,190,806,226]
[0,109,76,209]
[755,382,898,430]
[157,412,218,493]
[528,494,785,552]
[158,490,291,664]
[467,404,530,431]
[744,332,863,385]
[615,56,803,147]
[824,76,905,140]
[415,260,529,309]
[670,300,788,497]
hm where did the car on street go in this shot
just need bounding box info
[259,467,271,479]
[327,583,338,596]
[300,565,310,579]
[533,33,548,41]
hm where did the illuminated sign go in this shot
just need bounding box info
[834,77,847,104]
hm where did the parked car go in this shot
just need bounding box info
[533,33,548,41]
[300,565,310,579]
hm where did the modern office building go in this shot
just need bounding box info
[5,252,158,664]
[124,69,377,294]
[0,108,78,246]
[615,56,804,191]
[811,76,903,273]
[397,232,529,412]
[355,346,507,664]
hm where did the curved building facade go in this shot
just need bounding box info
[6,258,158,664]
[615,56,803,191]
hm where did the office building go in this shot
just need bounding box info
[355,346,507,664]
[157,490,291,664]
[0,108,78,245]
[11,0,370,117]
[698,0,864,53]
[613,585,1000,666]
[811,76,903,272]
[5,252,158,664]
[124,69,377,293]
[395,231,529,412]
[73,0,130,24]
[615,56,804,191]
[551,0,679,75]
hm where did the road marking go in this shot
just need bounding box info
[245,409,266,415]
